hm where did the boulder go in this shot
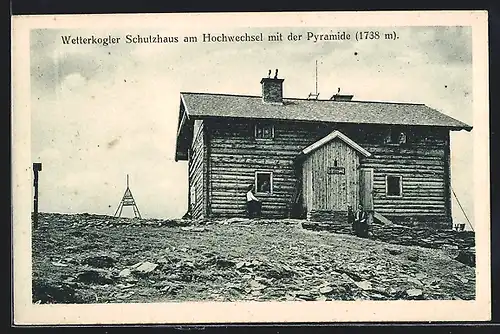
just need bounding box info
[133,261,158,274]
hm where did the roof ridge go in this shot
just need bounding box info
[180,92,262,98]
[180,92,426,106]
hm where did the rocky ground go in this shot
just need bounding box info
[32,213,475,304]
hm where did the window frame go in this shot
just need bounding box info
[385,127,408,146]
[385,175,403,198]
[254,123,275,140]
[254,171,273,195]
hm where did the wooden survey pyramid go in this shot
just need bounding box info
[114,174,142,219]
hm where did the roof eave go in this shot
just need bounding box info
[174,96,192,162]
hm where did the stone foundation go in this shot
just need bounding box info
[307,210,348,224]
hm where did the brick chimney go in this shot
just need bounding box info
[260,69,284,104]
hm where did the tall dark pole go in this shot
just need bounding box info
[33,163,42,229]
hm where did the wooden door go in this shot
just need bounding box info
[359,168,374,211]
[308,140,358,212]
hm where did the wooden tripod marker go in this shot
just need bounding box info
[33,162,42,229]
[114,174,142,219]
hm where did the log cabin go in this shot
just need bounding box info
[175,71,472,228]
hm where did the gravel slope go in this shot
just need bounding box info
[31,213,475,304]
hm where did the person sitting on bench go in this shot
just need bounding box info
[354,204,368,237]
[246,184,262,218]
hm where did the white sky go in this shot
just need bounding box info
[30,26,474,224]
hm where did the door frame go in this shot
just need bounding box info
[359,167,374,211]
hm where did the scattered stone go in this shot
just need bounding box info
[319,286,334,294]
[223,217,250,224]
[118,268,132,278]
[385,248,403,255]
[442,244,460,259]
[354,280,372,291]
[251,260,261,266]
[51,261,68,267]
[160,285,172,292]
[406,288,423,298]
[116,291,135,299]
[341,273,353,282]
[249,280,266,291]
[415,273,427,280]
[132,261,158,274]
[407,254,419,262]
[407,277,423,286]
[295,290,315,301]
[225,283,242,291]
[236,261,246,269]
[130,262,143,270]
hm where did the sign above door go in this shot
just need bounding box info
[328,166,345,175]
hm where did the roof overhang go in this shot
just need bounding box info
[174,96,192,161]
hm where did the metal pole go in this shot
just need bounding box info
[451,186,473,232]
[33,163,42,229]
[33,173,39,229]
[315,60,318,95]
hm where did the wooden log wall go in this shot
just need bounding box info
[206,119,332,218]
[188,120,206,219]
[200,118,451,226]
[339,124,451,226]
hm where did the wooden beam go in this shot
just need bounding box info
[300,130,371,157]
[373,211,393,226]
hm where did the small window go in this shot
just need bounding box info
[386,175,402,197]
[385,128,407,145]
[255,124,274,139]
[255,171,273,194]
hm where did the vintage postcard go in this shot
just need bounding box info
[12,11,490,325]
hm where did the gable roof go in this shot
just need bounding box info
[299,130,372,158]
[180,92,472,131]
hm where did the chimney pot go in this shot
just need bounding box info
[260,72,284,104]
